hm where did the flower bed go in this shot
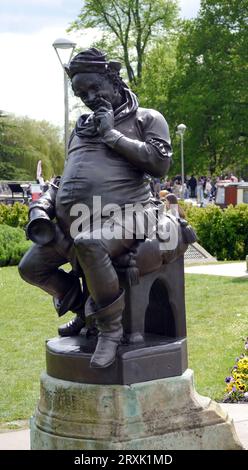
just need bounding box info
[223,338,248,403]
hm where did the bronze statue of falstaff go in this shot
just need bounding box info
[19,48,174,369]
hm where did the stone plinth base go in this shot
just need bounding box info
[31,369,243,450]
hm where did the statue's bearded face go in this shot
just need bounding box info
[72,72,120,110]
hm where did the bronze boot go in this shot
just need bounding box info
[54,279,86,336]
[58,314,85,337]
[85,290,125,368]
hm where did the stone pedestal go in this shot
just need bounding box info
[31,369,243,450]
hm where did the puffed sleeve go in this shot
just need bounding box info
[102,108,172,178]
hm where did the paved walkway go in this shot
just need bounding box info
[185,261,248,277]
[0,403,247,449]
[0,428,30,450]
[221,404,248,449]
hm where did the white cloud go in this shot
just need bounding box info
[0,29,64,124]
[0,0,83,33]
[0,27,98,125]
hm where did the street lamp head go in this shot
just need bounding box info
[52,38,76,69]
[52,38,77,50]
[177,123,187,135]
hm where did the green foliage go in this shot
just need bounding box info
[167,0,248,176]
[182,203,248,260]
[0,202,30,267]
[0,115,64,181]
[184,204,226,259]
[0,203,29,228]
[0,225,31,266]
[136,37,177,112]
[0,162,30,180]
[68,0,179,84]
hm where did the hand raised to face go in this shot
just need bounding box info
[93,97,115,137]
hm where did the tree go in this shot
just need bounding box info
[167,0,248,176]
[0,162,28,180]
[136,37,177,113]
[68,0,179,85]
[0,115,64,180]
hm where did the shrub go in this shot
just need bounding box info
[0,203,29,228]
[222,205,248,260]
[223,338,248,403]
[180,202,248,260]
[0,224,31,266]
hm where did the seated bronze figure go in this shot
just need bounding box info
[19,48,194,372]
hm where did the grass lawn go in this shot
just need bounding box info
[0,265,248,425]
[186,274,248,400]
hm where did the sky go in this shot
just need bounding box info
[0,0,201,125]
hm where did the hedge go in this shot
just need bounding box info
[181,203,248,260]
[1,201,248,263]
[0,224,31,266]
[0,202,29,228]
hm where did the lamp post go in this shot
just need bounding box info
[176,123,187,199]
[52,38,76,160]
